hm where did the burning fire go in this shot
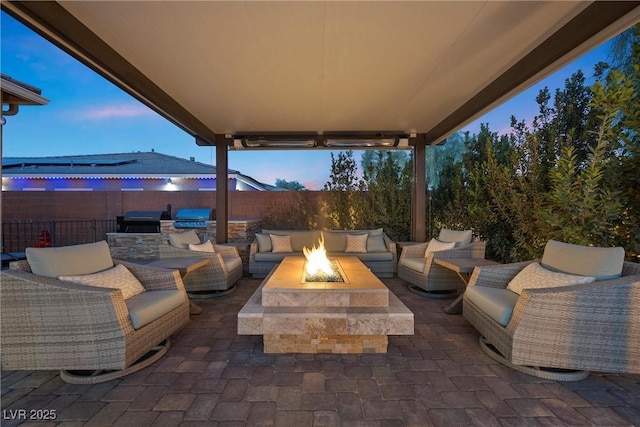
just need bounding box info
[303,233,334,277]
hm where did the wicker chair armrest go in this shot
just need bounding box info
[623,261,640,276]
[249,241,259,255]
[115,259,186,292]
[432,241,487,260]
[212,243,241,258]
[467,260,535,289]
[1,270,135,337]
[505,275,640,369]
[158,243,226,270]
[510,274,640,333]
[383,234,397,261]
[400,242,427,258]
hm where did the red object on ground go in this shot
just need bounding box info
[34,230,52,247]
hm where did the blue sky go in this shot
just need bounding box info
[1,12,616,190]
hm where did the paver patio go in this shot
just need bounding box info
[2,276,639,426]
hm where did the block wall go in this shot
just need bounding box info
[1,191,328,222]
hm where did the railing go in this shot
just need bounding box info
[2,219,118,253]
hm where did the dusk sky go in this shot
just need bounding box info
[1,12,617,190]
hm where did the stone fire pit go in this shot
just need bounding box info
[238,256,414,353]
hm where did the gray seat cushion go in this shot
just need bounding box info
[398,257,426,273]
[125,290,185,330]
[330,252,393,262]
[254,252,297,262]
[465,286,519,327]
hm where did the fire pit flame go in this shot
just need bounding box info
[303,233,333,276]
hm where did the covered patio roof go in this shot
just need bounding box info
[3,1,640,240]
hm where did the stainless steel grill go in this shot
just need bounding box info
[118,210,170,233]
[174,208,213,229]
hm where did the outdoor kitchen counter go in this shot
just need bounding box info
[107,219,262,263]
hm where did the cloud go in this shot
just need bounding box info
[75,103,156,120]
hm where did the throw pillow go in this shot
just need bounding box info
[345,234,368,253]
[507,262,596,295]
[367,234,387,252]
[188,240,215,253]
[270,234,293,253]
[168,230,201,249]
[59,264,145,299]
[255,233,272,252]
[425,238,455,257]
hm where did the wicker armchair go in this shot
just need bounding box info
[398,240,487,296]
[463,243,640,380]
[158,241,243,294]
[1,258,190,384]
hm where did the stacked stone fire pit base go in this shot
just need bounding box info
[238,256,414,354]
[263,334,388,354]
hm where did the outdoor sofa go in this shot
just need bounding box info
[463,239,640,380]
[1,241,190,384]
[249,228,397,278]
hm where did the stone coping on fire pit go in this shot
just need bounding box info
[262,256,389,307]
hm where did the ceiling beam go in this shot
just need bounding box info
[2,0,220,145]
[425,1,640,144]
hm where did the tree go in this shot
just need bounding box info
[274,178,306,191]
[320,150,413,239]
[360,151,413,241]
[322,151,366,229]
[431,38,640,263]
[425,132,466,190]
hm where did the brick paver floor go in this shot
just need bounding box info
[2,277,639,426]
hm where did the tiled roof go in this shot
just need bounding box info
[2,151,239,176]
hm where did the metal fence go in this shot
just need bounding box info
[2,219,118,253]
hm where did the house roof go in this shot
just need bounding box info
[3,151,278,190]
[1,74,49,115]
[4,2,639,148]
[2,151,242,177]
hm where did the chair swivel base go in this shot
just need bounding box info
[60,338,171,385]
[479,337,589,381]
[407,284,458,299]
[188,284,236,299]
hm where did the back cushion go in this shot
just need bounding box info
[323,231,347,252]
[261,230,320,251]
[255,233,272,252]
[439,229,473,246]
[323,229,385,252]
[26,240,114,278]
[168,230,201,249]
[541,240,625,280]
[290,231,320,251]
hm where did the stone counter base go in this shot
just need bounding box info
[264,334,387,354]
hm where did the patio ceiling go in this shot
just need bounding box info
[4,1,640,148]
